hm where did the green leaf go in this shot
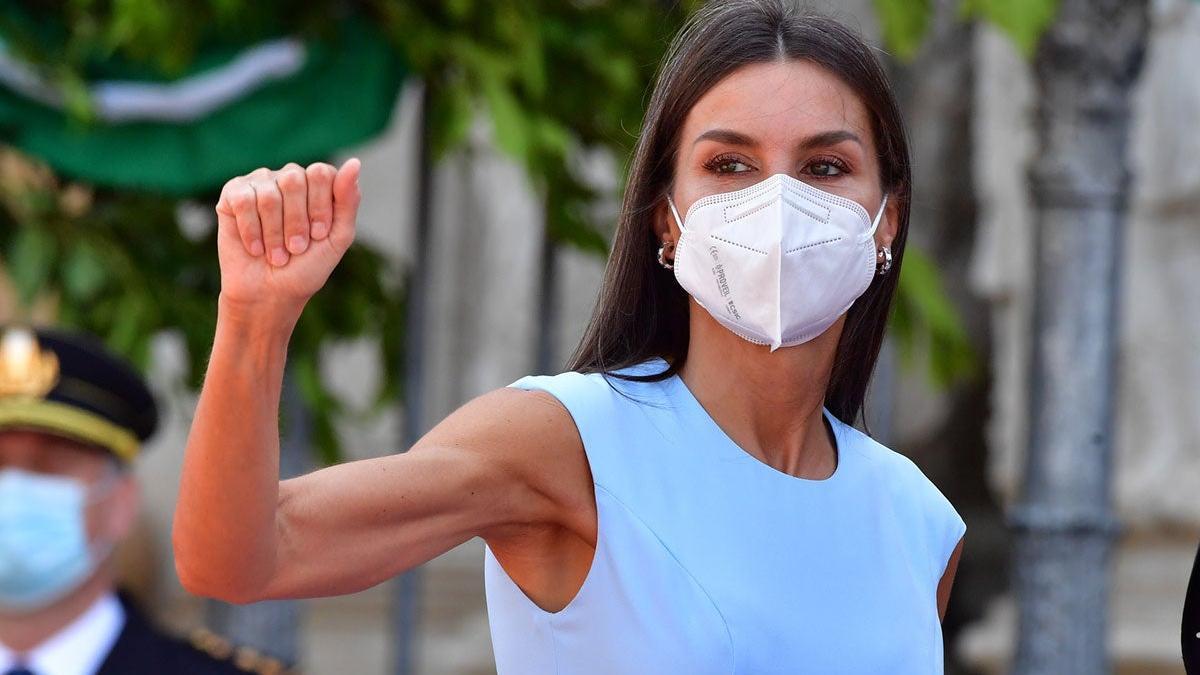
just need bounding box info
[961,0,1059,58]
[6,227,57,306]
[292,352,326,415]
[62,240,109,300]
[513,21,547,99]
[445,0,472,21]
[56,68,96,124]
[533,116,572,158]
[873,0,933,62]
[892,247,977,387]
[309,406,341,467]
[481,74,529,161]
[107,293,149,358]
[428,81,475,159]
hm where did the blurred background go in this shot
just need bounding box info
[0,0,1195,673]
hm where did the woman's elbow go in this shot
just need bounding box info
[172,532,267,604]
[175,561,264,605]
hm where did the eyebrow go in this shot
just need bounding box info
[691,128,864,151]
[798,129,863,150]
[692,128,756,147]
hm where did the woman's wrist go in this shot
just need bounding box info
[216,292,302,346]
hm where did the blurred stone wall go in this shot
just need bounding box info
[960,0,1200,671]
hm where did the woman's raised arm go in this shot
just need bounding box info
[172,160,588,603]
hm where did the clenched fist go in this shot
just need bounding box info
[215,158,361,315]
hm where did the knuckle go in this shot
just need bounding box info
[230,187,256,212]
[255,186,281,209]
[309,164,336,182]
[276,169,306,191]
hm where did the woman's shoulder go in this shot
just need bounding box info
[507,357,673,404]
[836,421,965,534]
[501,357,674,478]
[833,419,933,484]
[834,422,966,577]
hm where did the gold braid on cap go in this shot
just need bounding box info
[0,328,139,461]
[0,328,59,398]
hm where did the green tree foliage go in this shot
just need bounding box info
[875,0,1060,60]
[891,247,976,387]
[874,0,934,61]
[369,1,683,253]
[960,0,1060,57]
[0,151,404,464]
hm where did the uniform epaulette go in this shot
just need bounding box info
[188,627,296,675]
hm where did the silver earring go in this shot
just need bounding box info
[876,246,892,275]
[657,242,674,269]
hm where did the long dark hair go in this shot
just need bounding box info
[566,0,912,427]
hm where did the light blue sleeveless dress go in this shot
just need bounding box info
[483,358,966,674]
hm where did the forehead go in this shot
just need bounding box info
[0,428,112,468]
[681,59,873,145]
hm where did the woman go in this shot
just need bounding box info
[174,1,966,672]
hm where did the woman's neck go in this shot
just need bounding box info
[678,304,843,480]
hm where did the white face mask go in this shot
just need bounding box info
[668,173,887,351]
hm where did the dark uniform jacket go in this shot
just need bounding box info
[1185,541,1200,674]
[95,595,291,675]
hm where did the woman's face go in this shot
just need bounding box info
[658,59,897,255]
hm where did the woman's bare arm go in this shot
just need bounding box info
[172,160,589,603]
[937,536,964,621]
[176,342,577,603]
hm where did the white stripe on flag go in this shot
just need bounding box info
[0,37,306,122]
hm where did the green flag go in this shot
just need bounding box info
[0,16,406,195]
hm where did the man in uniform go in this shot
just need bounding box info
[0,326,289,675]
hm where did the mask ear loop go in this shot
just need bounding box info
[84,462,126,506]
[866,193,889,238]
[666,195,686,231]
[83,463,129,564]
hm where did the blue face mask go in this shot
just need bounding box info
[0,467,115,611]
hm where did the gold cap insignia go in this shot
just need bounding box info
[0,328,59,398]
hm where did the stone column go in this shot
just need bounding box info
[1011,2,1149,672]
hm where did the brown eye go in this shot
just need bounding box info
[704,154,753,174]
[808,161,843,177]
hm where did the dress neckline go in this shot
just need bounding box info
[660,361,849,486]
